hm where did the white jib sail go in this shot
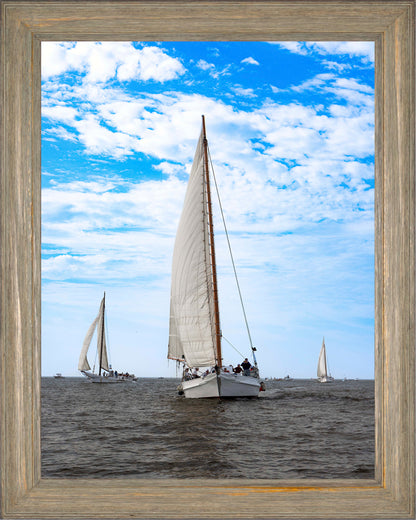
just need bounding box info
[317,338,327,378]
[168,128,217,368]
[78,296,110,372]
[78,315,99,371]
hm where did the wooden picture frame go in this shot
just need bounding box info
[1,0,414,518]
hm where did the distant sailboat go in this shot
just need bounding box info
[168,116,264,398]
[317,337,334,383]
[78,292,137,383]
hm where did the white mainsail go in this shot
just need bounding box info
[317,338,328,379]
[168,128,218,368]
[78,295,109,373]
[96,298,109,372]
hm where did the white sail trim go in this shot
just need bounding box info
[317,338,327,378]
[168,128,217,368]
[78,315,99,371]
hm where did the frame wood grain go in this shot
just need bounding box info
[1,0,414,518]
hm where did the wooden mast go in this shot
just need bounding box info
[202,115,222,367]
[99,292,105,375]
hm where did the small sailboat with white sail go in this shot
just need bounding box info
[168,116,264,398]
[78,292,137,383]
[317,337,334,383]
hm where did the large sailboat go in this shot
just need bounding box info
[317,337,334,383]
[168,116,264,398]
[78,292,137,383]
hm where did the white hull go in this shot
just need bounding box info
[180,372,260,398]
[318,375,334,383]
[80,370,136,383]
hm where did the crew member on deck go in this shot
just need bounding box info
[241,358,251,376]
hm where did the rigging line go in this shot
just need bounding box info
[207,146,257,365]
[222,335,246,359]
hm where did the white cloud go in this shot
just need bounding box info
[334,77,373,93]
[154,161,184,177]
[312,41,374,62]
[72,114,138,158]
[290,73,374,113]
[41,42,75,78]
[42,42,186,83]
[322,60,351,73]
[43,126,78,143]
[232,86,256,98]
[291,73,335,92]
[42,175,186,285]
[272,42,308,55]
[195,58,225,79]
[241,57,260,66]
[196,59,215,71]
[42,105,79,124]
[272,41,374,64]
[118,45,186,82]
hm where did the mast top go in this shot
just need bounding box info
[201,115,207,139]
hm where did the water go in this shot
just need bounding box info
[41,377,374,479]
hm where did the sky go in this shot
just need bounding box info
[41,41,374,379]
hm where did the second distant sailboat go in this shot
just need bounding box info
[78,292,137,383]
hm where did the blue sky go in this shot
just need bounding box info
[41,41,374,379]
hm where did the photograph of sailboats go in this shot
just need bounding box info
[40,40,375,480]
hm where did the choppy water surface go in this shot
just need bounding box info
[41,377,374,479]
